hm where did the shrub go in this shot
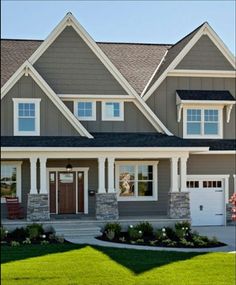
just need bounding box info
[56,235,65,243]
[26,223,44,240]
[119,236,126,243]
[11,241,20,247]
[1,226,8,241]
[161,238,177,247]
[179,238,194,247]
[135,222,153,236]
[104,223,121,237]
[156,227,177,241]
[22,238,31,245]
[128,227,143,241]
[10,227,27,241]
[192,235,207,247]
[40,240,49,245]
[175,221,191,231]
[105,229,115,241]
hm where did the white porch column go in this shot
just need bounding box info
[98,157,106,193]
[170,157,179,192]
[39,157,48,194]
[180,156,188,192]
[30,157,38,194]
[108,157,115,193]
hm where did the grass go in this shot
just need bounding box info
[1,244,235,285]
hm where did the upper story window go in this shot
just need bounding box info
[102,102,124,121]
[13,99,41,136]
[183,107,223,138]
[74,101,96,121]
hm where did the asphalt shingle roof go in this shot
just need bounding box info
[1,133,235,150]
[177,90,235,101]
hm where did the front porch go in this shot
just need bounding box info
[1,148,192,223]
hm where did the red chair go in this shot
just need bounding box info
[5,197,24,219]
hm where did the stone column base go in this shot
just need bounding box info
[27,194,50,221]
[168,192,190,219]
[95,193,119,220]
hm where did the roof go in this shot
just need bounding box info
[177,90,235,101]
[1,39,170,94]
[1,133,235,150]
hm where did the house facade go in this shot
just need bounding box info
[1,13,235,226]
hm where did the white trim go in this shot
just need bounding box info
[141,50,169,96]
[115,160,159,201]
[58,94,134,100]
[74,100,96,121]
[47,167,89,214]
[168,69,236,78]
[1,61,93,138]
[13,98,41,136]
[1,161,22,203]
[233,175,236,193]
[183,106,223,139]
[98,157,106,193]
[194,151,236,155]
[101,101,124,121]
[143,23,236,101]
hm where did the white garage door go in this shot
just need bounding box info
[188,178,225,226]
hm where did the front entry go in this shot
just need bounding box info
[49,170,86,214]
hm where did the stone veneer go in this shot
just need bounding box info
[95,193,119,220]
[168,192,190,219]
[27,194,50,221]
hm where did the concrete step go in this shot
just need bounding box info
[54,225,102,239]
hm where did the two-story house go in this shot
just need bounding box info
[1,13,235,226]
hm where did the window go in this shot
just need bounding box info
[102,102,124,121]
[184,107,222,138]
[75,101,96,121]
[116,162,158,201]
[1,162,22,203]
[13,99,41,136]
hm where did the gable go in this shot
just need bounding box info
[176,35,234,70]
[1,76,82,136]
[34,27,128,95]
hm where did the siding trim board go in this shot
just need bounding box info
[168,70,236,78]
[142,23,236,101]
[1,61,93,138]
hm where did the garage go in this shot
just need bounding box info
[187,175,229,226]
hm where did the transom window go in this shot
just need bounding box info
[116,162,158,201]
[1,162,22,203]
[102,102,124,121]
[13,99,41,136]
[184,107,222,138]
[75,101,96,121]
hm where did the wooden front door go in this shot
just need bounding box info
[58,172,76,214]
[49,172,56,213]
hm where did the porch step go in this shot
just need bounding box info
[53,224,102,239]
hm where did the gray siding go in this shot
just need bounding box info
[177,35,234,70]
[1,160,30,218]
[147,77,236,138]
[1,76,80,136]
[119,159,170,216]
[34,27,127,95]
[64,100,156,132]
[188,154,236,197]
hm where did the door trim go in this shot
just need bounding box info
[47,167,89,214]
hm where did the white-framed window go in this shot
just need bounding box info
[102,102,124,121]
[13,98,41,136]
[74,101,96,121]
[1,161,22,203]
[115,161,158,201]
[183,106,223,138]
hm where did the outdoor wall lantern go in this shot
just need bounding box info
[66,159,73,172]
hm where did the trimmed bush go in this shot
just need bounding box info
[105,229,115,241]
[175,221,191,231]
[135,222,153,236]
[128,227,143,241]
[26,223,44,240]
[9,227,27,241]
[1,226,7,241]
[104,223,121,237]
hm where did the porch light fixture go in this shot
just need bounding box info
[66,159,73,172]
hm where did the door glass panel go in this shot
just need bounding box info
[59,173,74,183]
[50,173,55,183]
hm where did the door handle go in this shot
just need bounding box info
[199,205,203,211]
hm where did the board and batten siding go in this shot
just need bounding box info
[1,76,80,136]
[147,77,236,138]
[118,159,170,216]
[176,35,234,70]
[64,101,156,132]
[188,154,236,197]
[34,27,127,95]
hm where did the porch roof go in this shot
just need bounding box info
[1,133,235,150]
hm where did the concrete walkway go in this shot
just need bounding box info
[67,226,236,253]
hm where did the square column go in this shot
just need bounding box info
[39,157,48,194]
[180,156,188,192]
[98,157,106,193]
[30,157,38,194]
[170,157,179,192]
[107,157,115,193]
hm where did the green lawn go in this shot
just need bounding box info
[1,244,235,285]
